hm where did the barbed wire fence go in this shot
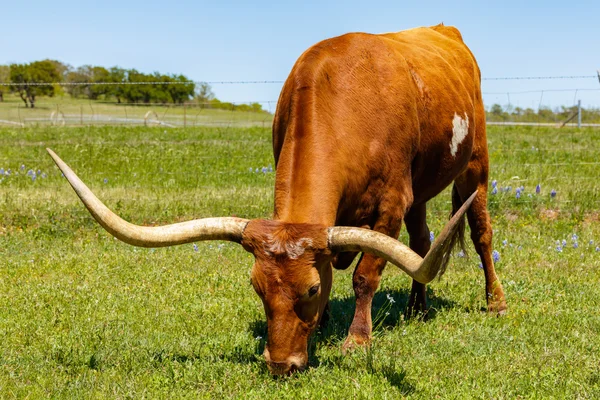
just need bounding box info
[0,74,599,128]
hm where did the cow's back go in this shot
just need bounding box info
[272,25,484,224]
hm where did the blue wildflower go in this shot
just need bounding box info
[248,167,253,172]
[492,250,500,262]
[573,242,578,249]
[596,247,600,252]
[536,184,541,194]
[103,178,108,184]
[590,240,594,245]
[550,189,557,198]
[430,231,435,242]
[491,187,498,195]
[457,250,465,258]
[556,246,563,252]
[268,165,273,172]
[20,165,25,171]
[491,180,497,188]
[516,188,521,199]
[502,239,508,246]
[571,234,578,241]
[261,167,268,173]
[0,168,4,176]
[255,168,259,173]
[518,245,523,250]
[562,239,567,247]
[193,244,199,252]
[478,262,483,269]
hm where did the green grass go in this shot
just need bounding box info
[0,94,274,128]
[1,125,599,398]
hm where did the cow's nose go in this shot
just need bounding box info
[264,349,307,375]
[266,359,306,375]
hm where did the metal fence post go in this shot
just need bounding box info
[577,99,581,129]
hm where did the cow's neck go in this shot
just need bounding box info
[272,139,342,227]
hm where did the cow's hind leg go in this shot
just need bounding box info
[404,203,431,317]
[455,175,507,314]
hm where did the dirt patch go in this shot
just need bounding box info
[539,209,560,220]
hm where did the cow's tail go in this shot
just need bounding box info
[438,183,468,277]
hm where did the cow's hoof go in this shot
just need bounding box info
[341,334,371,354]
[487,280,507,315]
[487,300,508,316]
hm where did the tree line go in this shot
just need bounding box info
[486,103,600,124]
[0,59,265,113]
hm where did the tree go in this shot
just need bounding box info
[0,65,9,102]
[10,61,61,108]
[106,67,126,103]
[194,82,215,105]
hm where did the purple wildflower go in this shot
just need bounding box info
[491,187,498,195]
[516,188,521,199]
[562,239,567,247]
[536,184,541,194]
[261,167,268,173]
[502,239,508,246]
[571,234,578,241]
[492,250,500,263]
[430,231,435,243]
[550,189,557,198]
[478,262,483,269]
[556,246,563,252]
[457,250,465,258]
[573,242,579,249]
[0,168,4,176]
[20,165,25,171]
[596,247,600,252]
[103,178,108,184]
[193,244,199,252]
[491,180,497,188]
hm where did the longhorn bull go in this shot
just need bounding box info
[48,24,506,375]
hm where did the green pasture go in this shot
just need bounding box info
[0,125,599,398]
[0,95,274,128]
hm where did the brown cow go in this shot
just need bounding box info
[47,24,506,375]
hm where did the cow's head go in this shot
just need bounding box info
[241,220,332,374]
[47,149,476,375]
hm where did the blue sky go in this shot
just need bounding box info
[2,0,599,108]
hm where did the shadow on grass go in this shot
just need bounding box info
[247,286,456,388]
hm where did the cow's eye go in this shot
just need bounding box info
[308,284,320,297]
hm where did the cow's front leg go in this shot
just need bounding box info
[342,253,389,351]
[342,213,403,352]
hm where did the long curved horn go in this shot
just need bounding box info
[47,148,249,247]
[327,191,477,284]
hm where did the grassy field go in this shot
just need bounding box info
[1,124,599,398]
[0,95,275,128]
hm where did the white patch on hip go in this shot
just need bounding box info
[450,112,469,157]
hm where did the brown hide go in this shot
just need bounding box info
[244,24,497,374]
[273,25,482,225]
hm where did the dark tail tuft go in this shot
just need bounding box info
[439,184,468,277]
